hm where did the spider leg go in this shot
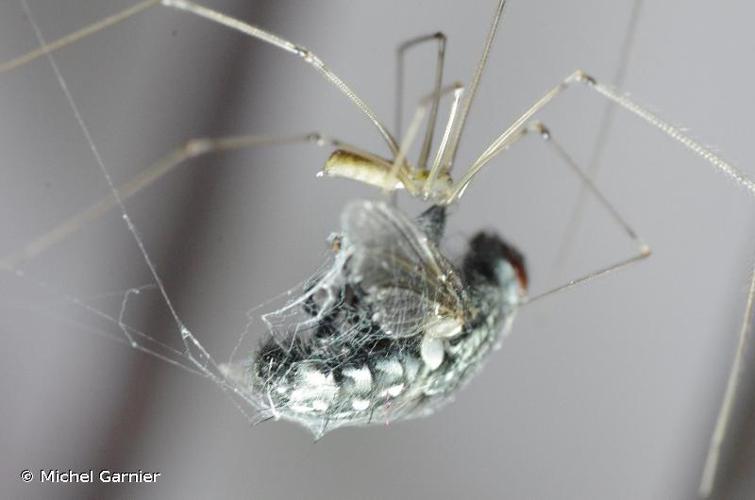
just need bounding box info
[515,122,650,304]
[0,132,365,271]
[0,0,398,154]
[395,32,447,169]
[0,0,160,74]
[438,0,508,173]
[699,261,755,498]
[388,82,464,195]
[554,0,645,274]
[425,85,465,196]
[447,69,755,497]
[448,70,755,202]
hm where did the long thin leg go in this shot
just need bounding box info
[0,131,365,271]
[0,0,161,73]
[448,70,755,202]
[395,32,447,169]
[447,69,755,496]
[438,0,508,174]
[385,82,463,196]
[388,82,464,195]
[517,122,650,304]
[425,84,466,195]
[0,0,399,155]
[699,259,755,498]
[553,0,645,275]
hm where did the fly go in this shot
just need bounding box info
[221,200,527,436]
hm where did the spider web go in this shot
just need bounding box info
[0,2,467,433]
[0,0,293,427]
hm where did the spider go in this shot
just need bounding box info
[1,1,753,497]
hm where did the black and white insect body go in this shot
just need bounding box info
[223,200,526,436]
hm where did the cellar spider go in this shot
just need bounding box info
[1,0,753,497]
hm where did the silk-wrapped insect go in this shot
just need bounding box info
[222,200,527,436]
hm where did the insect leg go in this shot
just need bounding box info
[517,121,651,304]
[395,32,447,169]
[0,132,360,271]
[0,0,399,155]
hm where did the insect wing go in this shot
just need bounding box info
[341,200,465,339]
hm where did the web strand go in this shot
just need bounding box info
[18,0,219,376]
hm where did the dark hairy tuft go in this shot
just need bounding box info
[463,232,528,289]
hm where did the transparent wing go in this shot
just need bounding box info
[248,199,465,371]
[341,200,465,338]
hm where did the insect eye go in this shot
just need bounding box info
[504,249,528,290]
[467,232,528,289]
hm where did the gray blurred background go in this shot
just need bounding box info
[1,1,754,498]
